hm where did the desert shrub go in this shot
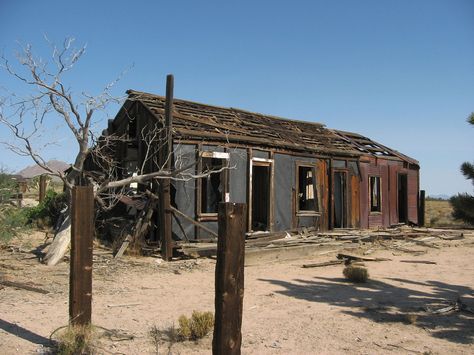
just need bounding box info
[24,190,67,228]
[0,206,29,244]
[177,311,214,341]
[149,323,179,354]
[53,324,96,355]
[343,265,369,283]
[405,313,418,325]
[177,315,192,340]
[0,173,16,202]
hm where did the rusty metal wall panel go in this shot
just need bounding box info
[388,163,399,225]
[407,169,419,224]
[368,213,383,226]
[381,164,390,226]
[350,175,360,228]
[364,160,391,228]
[359,163,369,228]
[317,159,329,230]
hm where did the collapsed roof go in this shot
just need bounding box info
[124,90,418,166]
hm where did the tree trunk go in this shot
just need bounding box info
[43,215,71,266]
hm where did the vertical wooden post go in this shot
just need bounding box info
[418,190,425,227]
[160,74,174,261]
[69,186,94,326]
[213,202,247,355]
[39,174,47,202]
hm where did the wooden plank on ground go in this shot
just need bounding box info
[302,260,344,268]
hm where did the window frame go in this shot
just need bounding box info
[295,162,320,216]
[196,151,230,221]
[369,175,382,213]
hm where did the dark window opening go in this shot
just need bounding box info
[298,166,318,212]
[370,176,381,212]
[398,174,408,223]
[128,118,137,139]
[333,172,347,228]
[200,157,224,214]
[252,164,271,231]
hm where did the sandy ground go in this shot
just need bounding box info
[0,231,473,354]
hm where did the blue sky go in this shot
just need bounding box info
[0,0,473,196]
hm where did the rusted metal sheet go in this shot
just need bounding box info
[350,174,360,228]
[317,159,329,230]
[381,164,390,227]
[388,163,399,225]
[359,163,369,229]
[408,169,419,224]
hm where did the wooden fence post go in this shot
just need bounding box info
[160,74,174,261]
[39,174,47,202]
[418,190,425,227]
[213,202,247,355]
[69,185,94,326]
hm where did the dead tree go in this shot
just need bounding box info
[0,39,235,264]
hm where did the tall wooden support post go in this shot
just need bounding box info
[39,174,47,202]
[213,203,247,355]
[69,186,94,326]
[418,190,425,227]
[160,74,174,261]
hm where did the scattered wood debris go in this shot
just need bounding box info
[179,225,469,260]
[424,298,474,315]
[0,279,49,294]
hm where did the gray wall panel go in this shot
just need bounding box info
[252,149,270,159]
[229,149,248,204]
[172,144,196,240]
[274,153,293,231]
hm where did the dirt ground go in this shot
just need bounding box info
[0,230,473,354]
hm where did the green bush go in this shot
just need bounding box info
[24,190,68,228]
[0,173,16,202]
[0,206,29,244]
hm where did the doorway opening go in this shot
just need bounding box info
[251,162,271,231]
[333,171,347,228]
[398,174,408,223]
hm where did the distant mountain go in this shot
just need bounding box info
[427,194,451,200]
[17,160,70,179]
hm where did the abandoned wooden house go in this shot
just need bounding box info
[89,80,420,258]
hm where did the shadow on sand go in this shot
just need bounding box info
[0,318,52,347]
[259,275,474,344]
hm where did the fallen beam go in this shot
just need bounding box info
[0,280,49,294]
[302,260,344,268]
[170,206,218,238]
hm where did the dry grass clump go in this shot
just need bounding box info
[53,324,96,355]
[343,265,369,283]
[405,313,419,325]
[177,311,214,340]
